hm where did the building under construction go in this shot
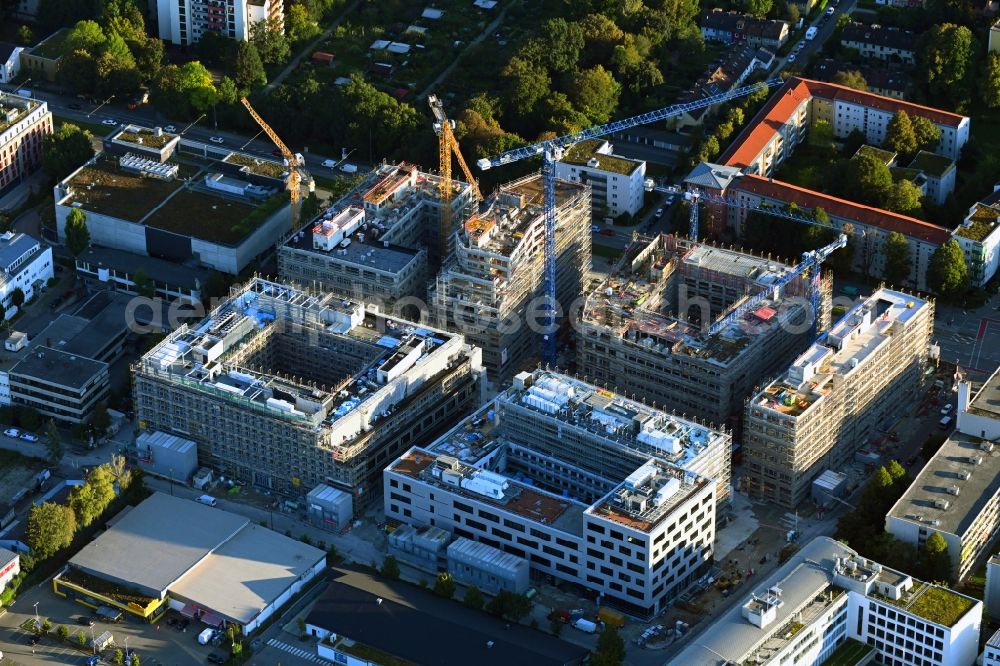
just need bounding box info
[430,174,592,382]
[133,278,485,506]
[278,163,476,313]
[384,370,726,617]
[744,288,934,508]
[577,234,832,434]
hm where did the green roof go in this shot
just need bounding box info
[955,205,1000,242]
[889,584,976,627]
[907,150,954,178]
[890,167,923,183]
[115,129,176,150]
[561,139,641,176]
[30,28,70,60]
[855,144,897,165]
[821,638,875,666]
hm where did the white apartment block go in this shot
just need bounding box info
[887,368,1000,581]
[953,200,1000,288]
[744,289,934,508]
[384,370,729,618]
[156,0,283,46]
[554,140,645,218]
[0,91,51,198]
[0,232,53,315]
[674,537,982,666]
[984,629,1000,666]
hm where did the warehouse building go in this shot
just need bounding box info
[54,493,326,633]
[384,370,725,617]
[133,278,485,503]
[672,537,982,666]
[745,288,933,507]
[577,234,831,434]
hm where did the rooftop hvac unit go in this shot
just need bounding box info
[982,442,995,453]
[957,470,971,481]
[933,499,950,510]
[946,485,960,496]
[971,456,984,465]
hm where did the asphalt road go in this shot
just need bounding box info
[775,0,857,73]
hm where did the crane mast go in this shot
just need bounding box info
[241,97,305,232]
[429,95,482,263]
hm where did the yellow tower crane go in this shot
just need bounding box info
[240,97,310,232]
[429,94,482,262]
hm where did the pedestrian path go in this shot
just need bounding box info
[267,638,329,664]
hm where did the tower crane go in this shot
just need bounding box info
[707,233,848,337]
[477,78,783,367]
[240,97,311,232]
[429,95,483,262]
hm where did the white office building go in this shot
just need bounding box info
[156,0,283,46]
[0,232,52,315]
[554,139,645,218]
[673,537,982,666]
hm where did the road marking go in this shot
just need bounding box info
[266,638,330,663]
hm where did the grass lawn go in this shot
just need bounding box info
[823,638,874,666]
[52,115,113,138]
[592,243,622,259]
[774,148,843,193]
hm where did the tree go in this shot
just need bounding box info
[250,17,289,65]
[287,4,319,42]
[747,0,773,17]
[882,232,913,286]
[130,36,164,84]
[786,3,801,25]
[234,42,266,89]
[927,239,969,299]
[100,0,146,42]
[531,18,585,73]
[983,53,1000,109]
[64,208,91,256]
[843,152,893,207]
[10,288,24,309]
[45,419,62,465]
[76,630,87,647]
[580,13,625,65]
[17,25,33,46]
[918,24,975,108]
[132,269,154,298]
[433,573,456,599]
[919,532,952,582]
[695,135,721,164]
[501,56,551,121]
[41,618,51,633]
[42,123,94,182]
[463,585,485,610]
[911,116,942,152]
[70,482,101,527]
[57,624,69,640]
[66,19,106,55]
[594,625,626,666]
[26,502,76,559]
[57,50,98,96]
[216,76,239,106]
[833,69,868,92]
[485,590,533,622]
[885,180,923,216]
[178,61,219,112]
[885,111,917,156]
[380,555,400,580]
[113,648,124,665]
[569,66,621,125]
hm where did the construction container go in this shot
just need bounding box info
[306,483,353,531]
[598,607,626,628]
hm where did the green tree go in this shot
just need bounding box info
[927,239,969,299]
[58,50,98,96]
[112,648,124,665]
[380,555,400,580]
[532,18,585,73]
[485,590,533,622]
[57,624,69,640]
[463,585,485,610]
[130,36,164,84]
[844,152,893,207]
[287,4,319,42]
[100,0,146,42]
[569,65,621,125]
[983,52,1000,109]
[64,208,91,256]
[433,573,456,599]
[594,625,626,666]
[695,135,721,164]
[833,69,868,92]
[42,123,94,182]
[41,618,51,633]
[45,419,62,465]
[76,630,87,647]
[216,76,239,106]
[580,13,625,65]
[786,3,801,25]
[501,56,551,121]
[17,25,34,46]
[26,502,76,559]
[885,111,917,156]
[250,16,289,65]
[10,288,24,309]
[885,180,923,216]
[341,74,420,160]
[919,532,952,582]
[66,19,106,55]
[747,0,773,17]
[70,482,101,527]
[918,24,975,108]
[234,41,266,89]
[882,232,913,286]
[132,268,155,298]
[911,116,942,152]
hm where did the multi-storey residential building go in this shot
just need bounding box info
[577,233,831,434]
[907,151,956,206]
[700,10,790,49]
[675,46,772,129]
[887,368,1000,580]
[156,0,283,45]
[0,91,51,197]
[841,23,917,64]
[952,193,1000,288]
[385,371,727,617]
[133,279,485,505]
[554,140,645,218]
[278,163,475,311]
[674,537,982,666]
[431,175,591,382]
[0,43,23,84]
[0,232,52,313]
[744,289,933,507]
[813,59,911,99]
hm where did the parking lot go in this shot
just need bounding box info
[0,580,231,665]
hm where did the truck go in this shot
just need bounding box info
[598,607,626,628]
[805,26,818,40]
[572,618,598,634]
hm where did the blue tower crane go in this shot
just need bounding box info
[477,78,784,367]
[707,233,848,337]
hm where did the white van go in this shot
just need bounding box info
[805,26,818,40]
[195,495,217,507]
[322,159,337,168]
[339,163,359,174]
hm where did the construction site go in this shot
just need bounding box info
[430,175,592,382]
[577,233,832,433]
[133,278,485,505]
[383,370,723,617]
[744,288,934,507]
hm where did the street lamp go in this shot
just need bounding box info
[87,97,114,119]
[32,601,39,630]
[180,113,207,135]
[168,467,174,496]
[240,129,265,151]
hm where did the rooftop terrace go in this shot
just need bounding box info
[0,94,41,135]
[955,204,1000,243]
[112,126,177,150]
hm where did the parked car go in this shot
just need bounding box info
[209,136,224,144]
[826,6,835,14]
[207,654,226,664]
[787,53,797,62]
[591,224,600,232]
[67,103,82,110]
[102,119,117,126]
[19,433,38,443]
[322,159,338,168]
[76,616,95,626]
[599,229,616,237]
[655,208,664,218]
[3,428,20,438]
[164,125,177,133]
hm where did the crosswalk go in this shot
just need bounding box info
[267,638,330,664]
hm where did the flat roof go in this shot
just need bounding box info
[10,346,107,389]
[283,229,420,274]
[888,431,1000,537]
[75,245,212,290]
[307,568,588,666]
[560,139,641,176]
[69,493,249,596]
[169,523,325,624]
[908,151,955,178]
[968,368,1000,419]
